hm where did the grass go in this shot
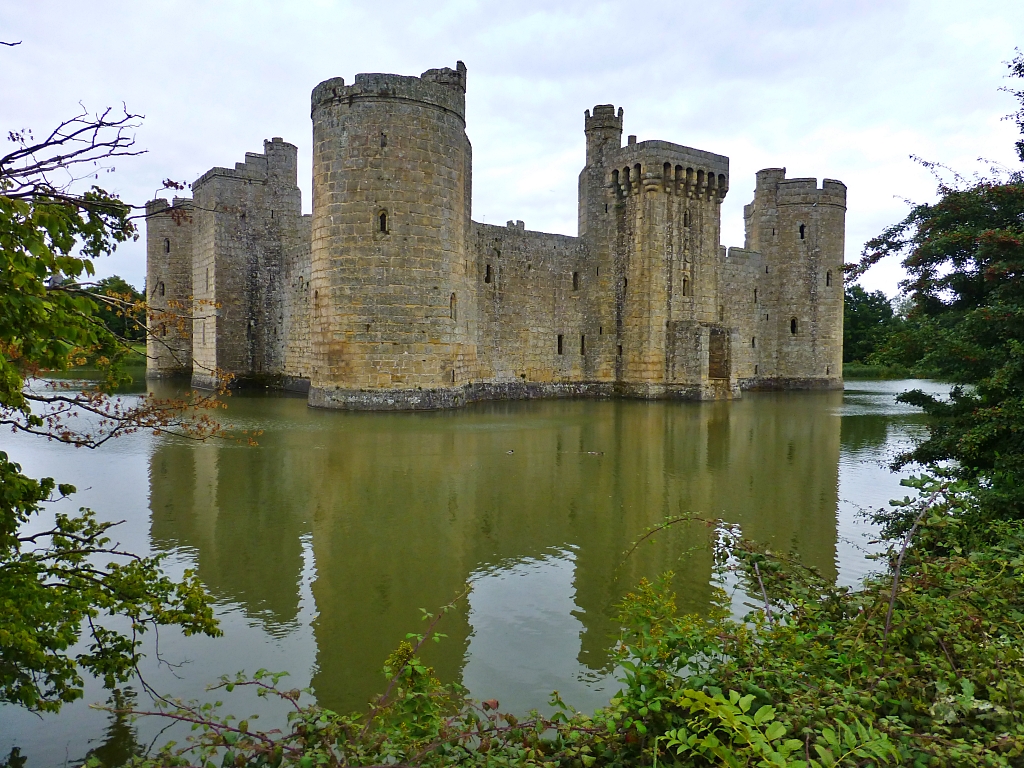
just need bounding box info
[843,362,940,380]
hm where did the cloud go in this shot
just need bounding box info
[2,0,1021,295]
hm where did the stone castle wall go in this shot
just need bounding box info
[145,62,845,409]
[145,197,193,376]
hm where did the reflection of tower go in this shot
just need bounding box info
[147,396,311,628]
[307,63,478,409]
[146,392,843,713]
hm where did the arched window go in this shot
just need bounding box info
[572,271,579,291]
[799,224,805,240]
[450,293,457,321]
[163,238,170,254]
[485,264,492,284]
[826,270,832,287]
[682,277,689,296]
[791,317,798,335]
[379,211,388,233]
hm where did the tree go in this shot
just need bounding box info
[851,51,1024,522]
[91,275,145,343]
[0,105,224,711]
[842,284,895,363]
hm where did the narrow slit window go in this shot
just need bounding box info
[163,238,170,254]
[557,334,563,355]
[580,334,586,356]
[683,210,690,227]
[485,264,492,283]
[791,317,798,335]
[158,282,165,297]
[381,132,387,148]
[572,271,579,290]
[450,293,457,321]
[826,270,832,287]
[617,344,623,356]
[754,364,759,374]
[799,224,805,240]
[753,288,757,304]
[751,337,756,348]
[682,277,689,296]
[379,211,388,233]
[599,326,603,335]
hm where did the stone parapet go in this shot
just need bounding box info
[310,62,467,123]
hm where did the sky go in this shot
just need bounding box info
[2,0,1023,296]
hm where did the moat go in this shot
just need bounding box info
[0,379,943,765]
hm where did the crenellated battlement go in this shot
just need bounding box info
[605,142,729,201]
[754,169,846,208]
[776,177,847,208]
[310,62,467,122]
[194,137,298,191]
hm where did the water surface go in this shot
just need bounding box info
[0,379,943,765]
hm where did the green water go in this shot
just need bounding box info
[0,380,942,764]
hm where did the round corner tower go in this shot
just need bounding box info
[307,62,476,410]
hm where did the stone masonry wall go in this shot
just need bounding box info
[190,138,302,389]
[308,64,476,409]
[282,214,313,388]
[145,197,193,376]
[471,221,595,384]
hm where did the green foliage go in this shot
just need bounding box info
[1,115,222,711]
[90,275,145,343]
[0,449,219,711]
[843,284,896,364]
[850,52,1024,522]
[116,476,1024,767]
[0,188,137,410]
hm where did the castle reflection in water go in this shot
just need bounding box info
[147,390,849,714]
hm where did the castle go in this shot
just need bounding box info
[146,61,846,409]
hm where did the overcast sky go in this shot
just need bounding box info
[3,1,1023,296]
